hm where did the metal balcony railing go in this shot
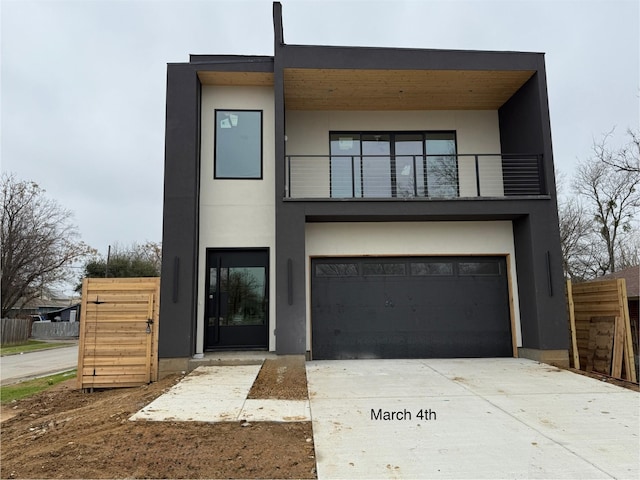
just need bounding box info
[285,153,544,199]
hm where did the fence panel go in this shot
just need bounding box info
[568,279,637,382]
[31,322,80,339]
[77,278,160,389]
[1,318,32,345]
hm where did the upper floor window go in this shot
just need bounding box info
[329,131,457,198]
[215,110,262,179]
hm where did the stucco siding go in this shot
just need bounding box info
[198,86,276,352]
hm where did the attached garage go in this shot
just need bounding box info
[311,256,513,360]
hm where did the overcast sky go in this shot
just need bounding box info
[2,0,638,264]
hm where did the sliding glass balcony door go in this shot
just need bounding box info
[362,134,391,197]
[395,134,424,198]
[425,133,457,198]
[329,131,457,199]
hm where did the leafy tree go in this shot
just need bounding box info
[1,173,93,317]
[80,242,161,284]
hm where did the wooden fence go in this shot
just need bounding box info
[31,321,80,339]
[77,278,160,389]
[567,279,637,382]
[0,318,32,345]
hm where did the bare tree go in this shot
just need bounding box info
[572,147,640,276]
[616,234,640,270]
[1,174,92,317]
[598,128,640,174]
[557,196,592,280]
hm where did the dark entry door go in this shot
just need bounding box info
[205,249,269,350]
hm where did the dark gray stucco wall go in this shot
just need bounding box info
[159,58,275,359]
[274,4,307,354]
[159,64,201,358]
[499,64,568,351]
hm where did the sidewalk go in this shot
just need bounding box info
[0,343,78,385]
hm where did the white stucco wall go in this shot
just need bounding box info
[285,110,503,197]
[305,221,522,350]
[197,86,276,353]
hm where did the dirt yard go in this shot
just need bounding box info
[0,356,316,479]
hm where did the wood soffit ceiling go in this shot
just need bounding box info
[197,69,536,111]
[284,68,535,111]
[198,71,274,86]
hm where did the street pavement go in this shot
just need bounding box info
[1,343,78,385]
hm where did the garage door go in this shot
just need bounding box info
[311,256,512,360]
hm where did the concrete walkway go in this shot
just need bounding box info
[130,365,311,423]
[306,358,640,479]
[1,343,78,385]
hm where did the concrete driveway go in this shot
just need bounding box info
[306,358,639,479]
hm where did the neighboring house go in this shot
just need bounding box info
[158,2,568,376]
[8,297,78,319]
[42,304,81,322]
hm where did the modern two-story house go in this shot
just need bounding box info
[158,2,569,376]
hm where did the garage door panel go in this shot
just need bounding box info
[311,256,511,359]
[314,330,512,360]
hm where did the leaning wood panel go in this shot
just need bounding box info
[568,279,637,382]
[77,278,160,389]
[617,279,637,382]
[612,316,625,378]
[566,280,580,369]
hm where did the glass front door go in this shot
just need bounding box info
[205,249,269,350]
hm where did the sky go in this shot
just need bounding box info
[1,0,639,263]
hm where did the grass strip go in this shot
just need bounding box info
[1,370,77,404]
[0,340,71,356]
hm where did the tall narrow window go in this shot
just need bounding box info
[361,134,391,197]
[215,110,262,179]
[395,134,424,197]
[425,133,457,197]
[330,134,361,197]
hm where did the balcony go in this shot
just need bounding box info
[285,153,545,199]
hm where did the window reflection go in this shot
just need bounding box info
[362,263,406,276]
[458,262,501,276]
[220,267,266,326]
[410,262,454,276]
[425,133,457,197]
[215,110,262,179]
[315,263,359,277]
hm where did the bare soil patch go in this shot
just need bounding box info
[567,367,640,392]
[248,355,309,400]
[1,357,316,479]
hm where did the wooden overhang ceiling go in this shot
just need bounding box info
[198,71,274,86]
[196,68,536,111]
[283,68,536,111]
